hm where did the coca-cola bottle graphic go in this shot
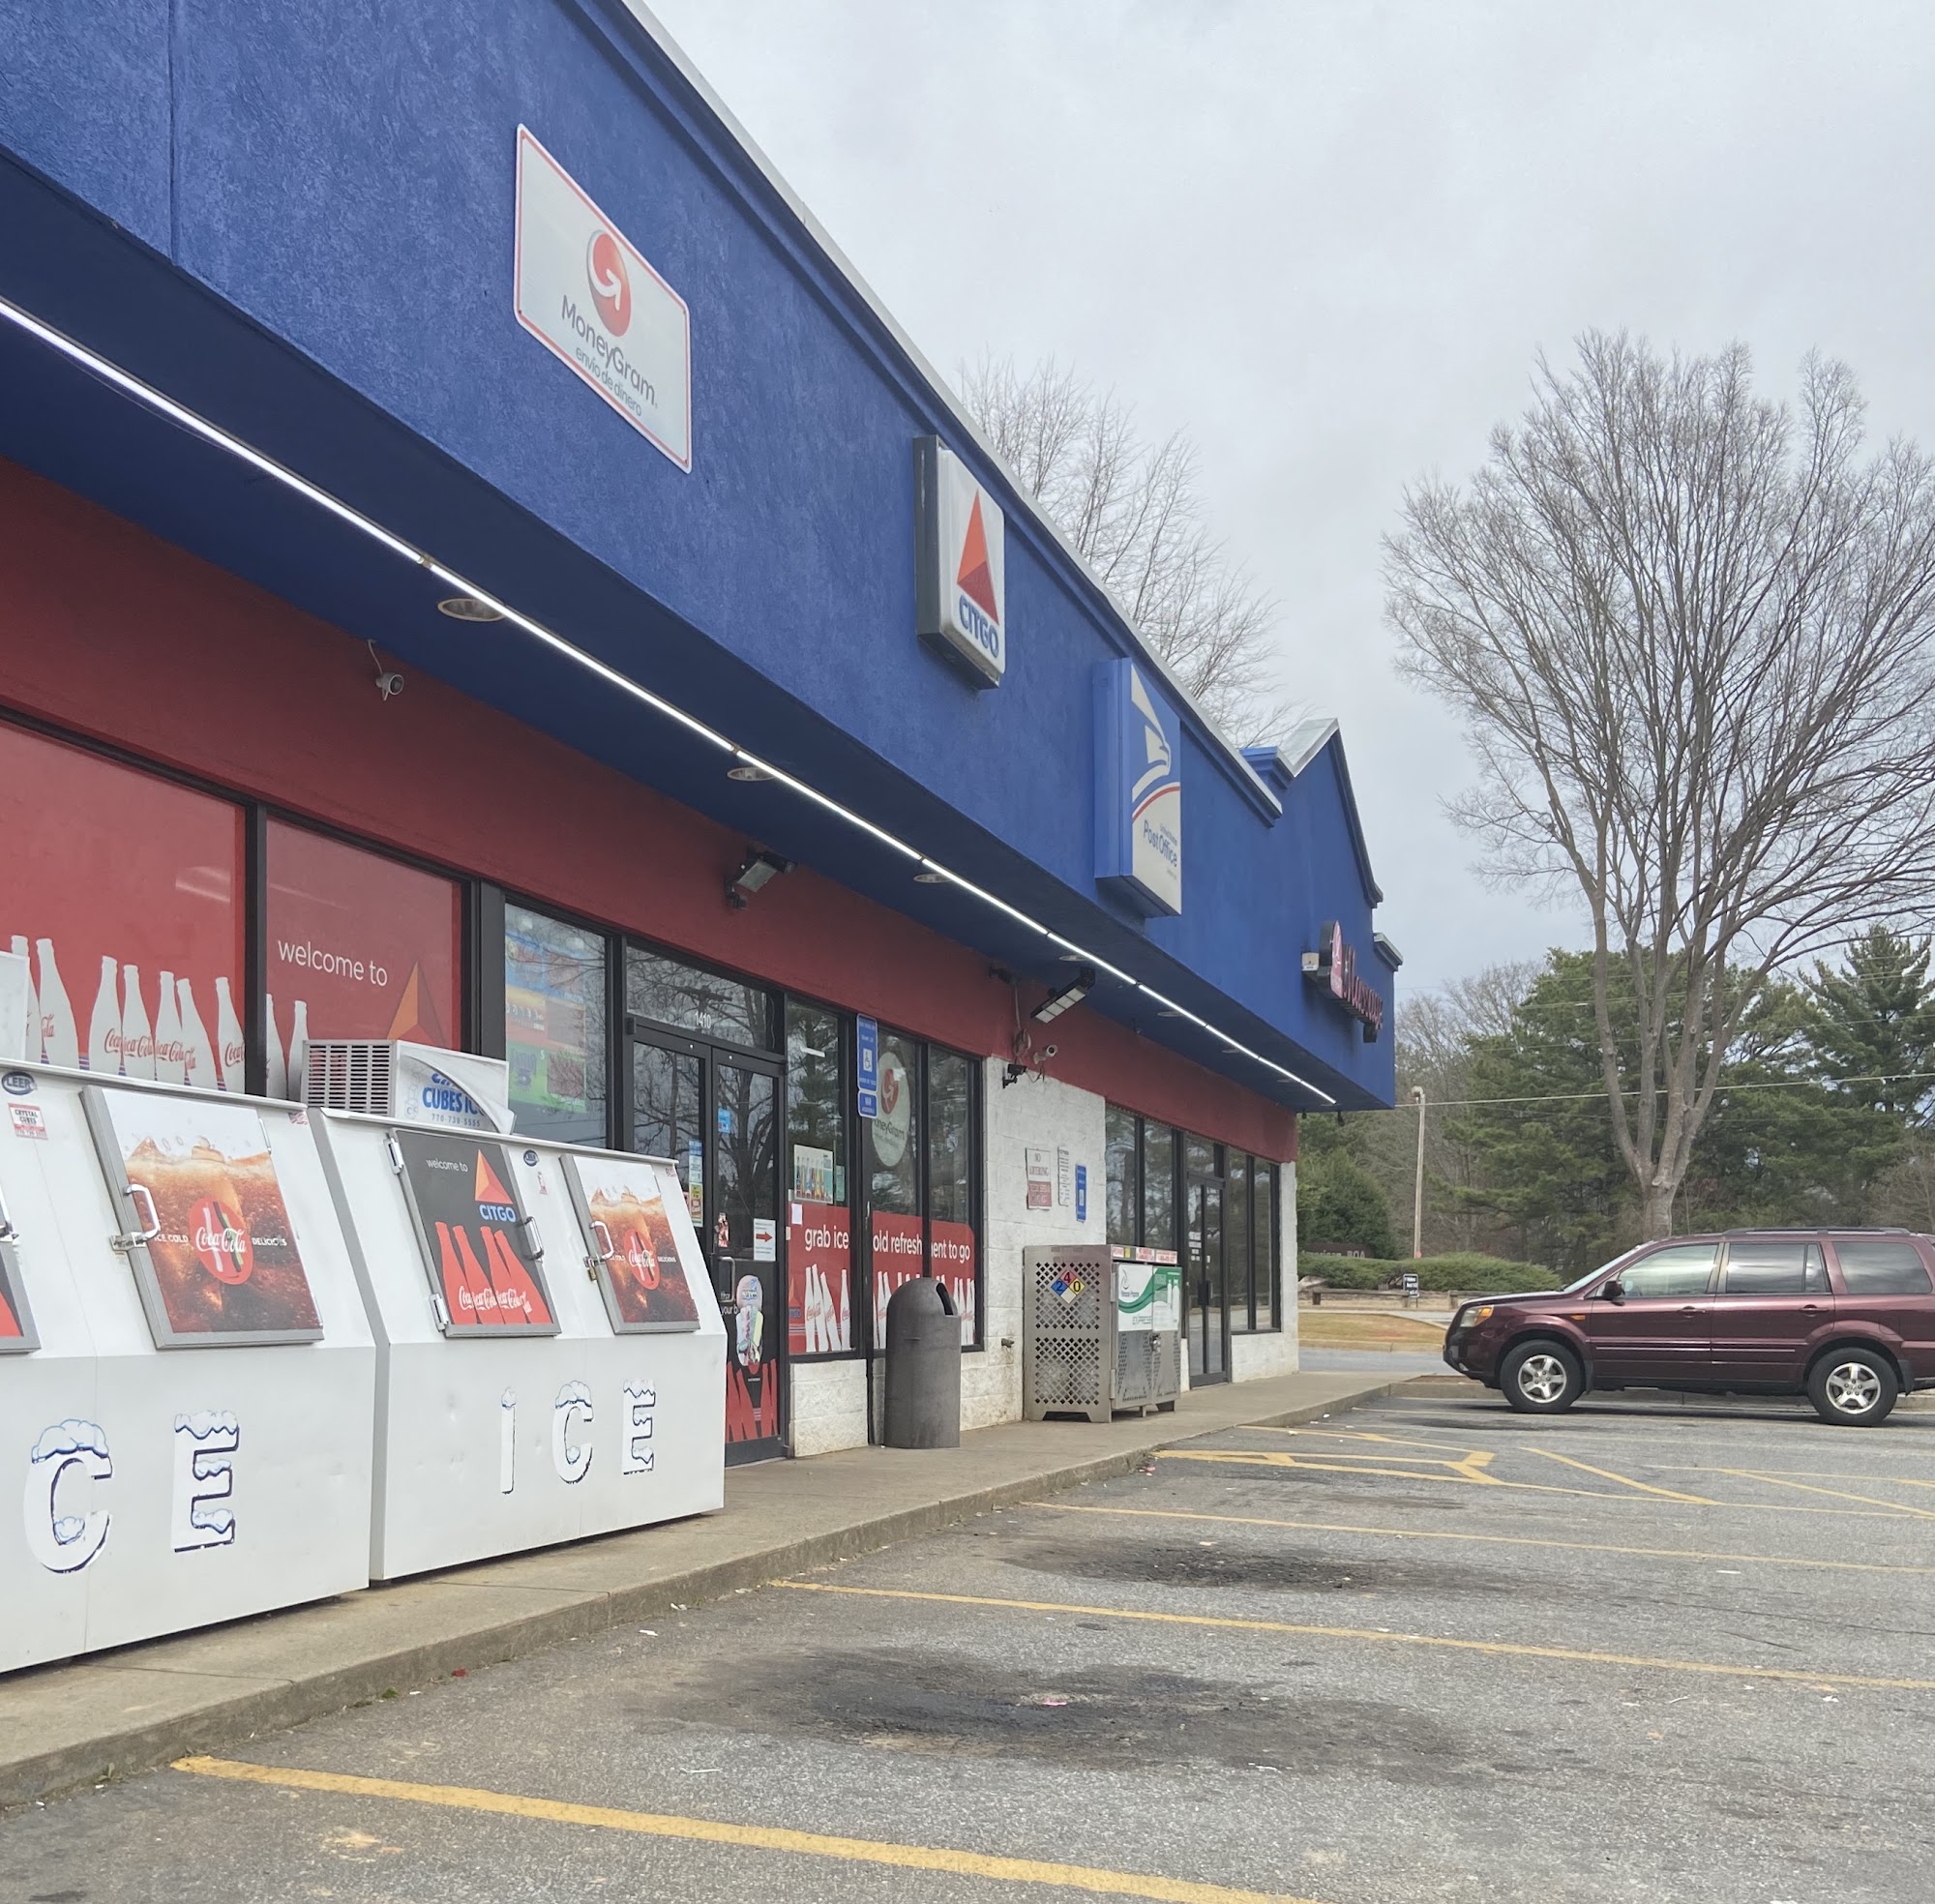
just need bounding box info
[287,999,310,1102]
[176,978,216,1090]
[214,977,245,1092]
[34,940,77,1069]
[85,955,121,1073]
[154,969,187,1085]
[10,936,35,1064]
[120,965,156,1081]
[265,994,288,1099]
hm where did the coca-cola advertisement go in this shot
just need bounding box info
[265,821,461,1093]
[0,723,244,1087]
[88,1087,322,1346]
[561,1154,700,1333]
[789,1199,851,1355]
[394,1129,557,1335]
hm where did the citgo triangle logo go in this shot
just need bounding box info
[957,494,1000,626]
[474,1152,515,1209]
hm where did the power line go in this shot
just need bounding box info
[1378,1069,1935,1112]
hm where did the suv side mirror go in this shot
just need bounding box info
[1600,1278,1625,1304]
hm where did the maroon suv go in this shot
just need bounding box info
[1444,1231,1935,1425]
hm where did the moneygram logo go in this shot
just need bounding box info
[586,228,631,336]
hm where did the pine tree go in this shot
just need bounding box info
[1804,928,1935,1119]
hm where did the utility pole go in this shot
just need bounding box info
[1410,1085,1426,1260]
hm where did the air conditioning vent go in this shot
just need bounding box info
[302,1040,514,1134]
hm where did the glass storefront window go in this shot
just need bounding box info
[0,722,243,1086]
[867,1031,920,1215]
[787,1000,853,1356]
[928,1049,977,1346]
[266,822,461,1083]
[1254,1163,1276,1331]
[505,904,607,1145]
[628,945,772,1051]
[1105,1105,1137,1248]
[1227,1153,1251,1330]
[1142,1123,1176,1251]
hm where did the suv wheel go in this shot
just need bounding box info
[1501,1340,1584,1414]
[1808,1348,1898,1427]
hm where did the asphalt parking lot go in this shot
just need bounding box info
[8,1379,1935,1904]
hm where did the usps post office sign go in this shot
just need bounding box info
[1094,658,1182,915]
[914,437,1006,686]
[515,127,692,472]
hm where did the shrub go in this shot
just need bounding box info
[1296,1251,1561,1294]
[1297,1151,1398,1259]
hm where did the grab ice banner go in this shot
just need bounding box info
[789,1200,851,1354]
[561,1154,701,1333]
[0,1240,32,1348]
[394,1130,557,1334]
[88,1087,322,1345]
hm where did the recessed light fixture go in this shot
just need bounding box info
[437,594,505,622]
[913,870,948,883]
[728,762,774,782]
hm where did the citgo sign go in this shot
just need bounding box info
[914,438,1006,686]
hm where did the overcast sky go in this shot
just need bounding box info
[647,0,1935,997]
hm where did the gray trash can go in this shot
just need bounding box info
[882,1276,961,1448]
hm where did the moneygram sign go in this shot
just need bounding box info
[514,127,692,472]
[914,437,1006,686]
[1093,658,1182,916]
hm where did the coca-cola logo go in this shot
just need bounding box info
[586,228,631,336]
[622,1229,662,1287]
[223,1040,244,1070]
[191,1199,254,1285]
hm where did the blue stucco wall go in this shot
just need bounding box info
[0,0,1394,1106]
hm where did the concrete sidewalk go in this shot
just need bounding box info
[0,1367,1417,1809]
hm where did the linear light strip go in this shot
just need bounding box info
[0,292,1334,1106]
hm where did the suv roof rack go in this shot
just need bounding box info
[1720,1225,1914,1235]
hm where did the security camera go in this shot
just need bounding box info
[376,670,405,701]
[1041,1043,1057,1059]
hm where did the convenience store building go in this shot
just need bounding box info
[0,0,1396,1464]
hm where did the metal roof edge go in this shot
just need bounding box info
[614,1,1282,820]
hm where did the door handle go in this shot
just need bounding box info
[1801,1304,1820,1315]
[1680,1304,1700,1313]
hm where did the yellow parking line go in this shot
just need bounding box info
[1704,1471,1935,1522]
[1523,1446,1716,1503]
[1159,1448,1920,1518]
[779,1582,1935,1693]
[1022,1501,1935,1575]
[172,1757,1323,1904]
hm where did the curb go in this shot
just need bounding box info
[3,1375,1428,1810]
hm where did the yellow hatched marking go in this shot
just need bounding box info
[1523,1445,1715,1503]
[778,1583,1935,1692]
[172,1757,1325,1904]
[1158,1449,1922,1518]
[1703,1470,1935,1522]
[1021,1501,1935,1576]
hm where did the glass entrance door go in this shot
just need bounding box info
[629,1026,785,1463]
[1185,1175,1228,1383]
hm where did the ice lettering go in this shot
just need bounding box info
[621,1383,656,1475]
[170,1410,239,1552]
[552,1381,592,1484]
[25,1418,112,1573]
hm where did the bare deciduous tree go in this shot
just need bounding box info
[959,353,1287,741]
[1387,333,1935,1236]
